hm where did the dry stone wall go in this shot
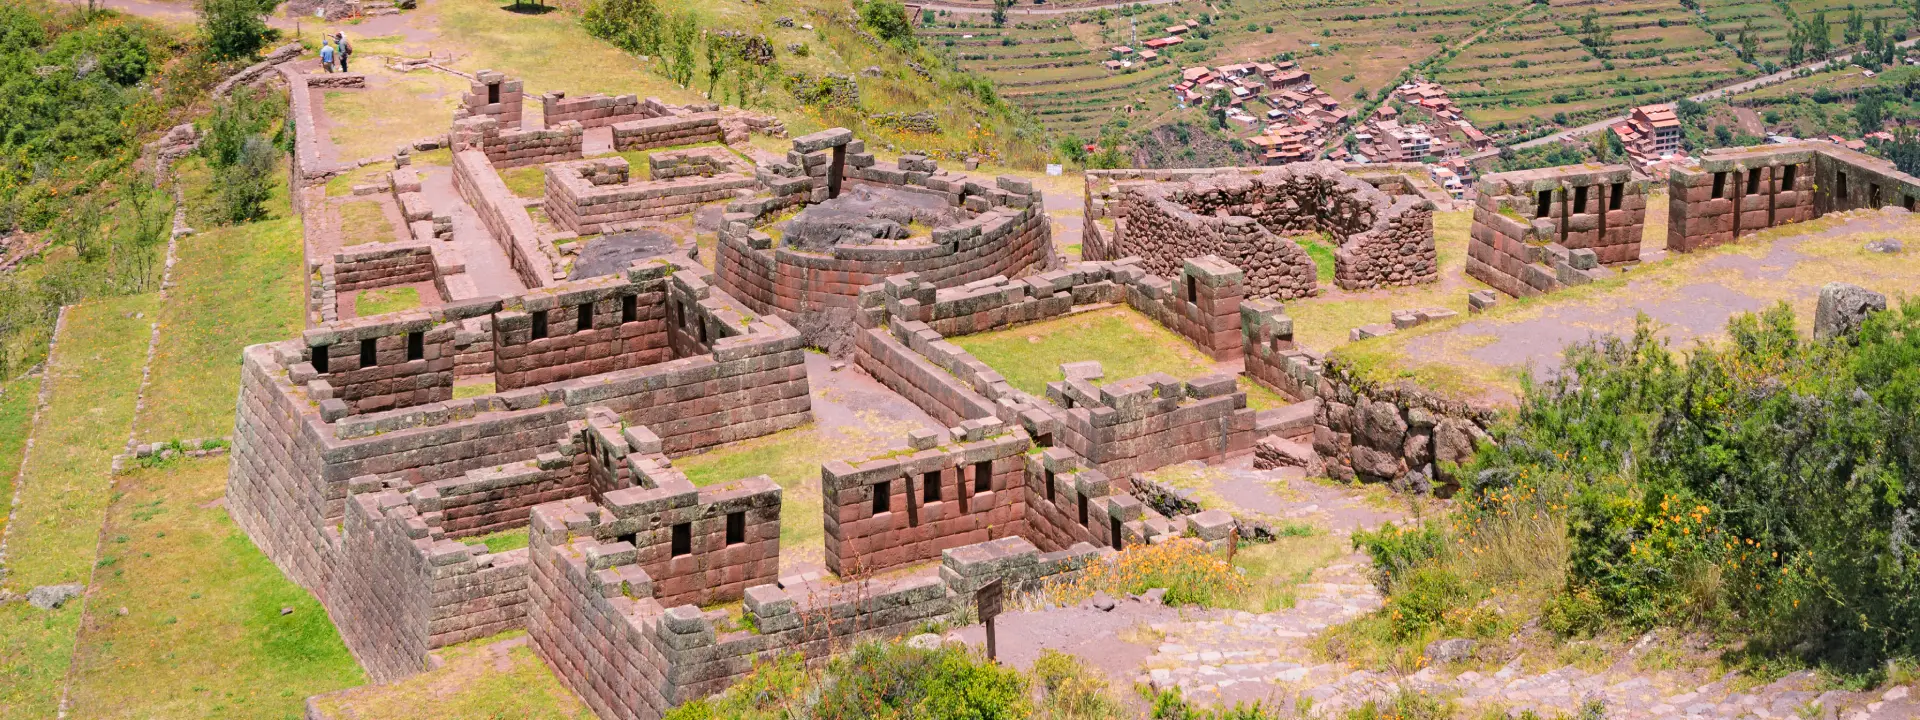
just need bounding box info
[456,70,524,129]
[1467,164,1646,298]
[714,131,1050,318]
[334,245,437,292]
[1662,144,1902,253]
[543,153,758,235]
[228,261,811,608]
[1091,163,1436,297]
[821,423,1030,575]
[453,149,562,288]
[541,91,642,129]
[452,115,583,169]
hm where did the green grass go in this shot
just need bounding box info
[1299,236,1337,284]
[323,164,390,198]
[309,632,589,720]
[949,306,1289,410]
[318,62,466,164]
[355,286,422,317]
[1229,528,1350,613]
[0,375,44,542]
[463,527,530,554]
[61,458,366,719]
[499,165,546,199]
[0,294,161,719]
[452,379,495,399]
[138,168,304,441]
[677,426,830,571]
[338,200,395,247]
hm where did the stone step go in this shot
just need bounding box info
[1254,398,1316,440]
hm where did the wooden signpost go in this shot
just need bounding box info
[977,578,1004,662]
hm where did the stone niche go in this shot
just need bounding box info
[1104,162,1436,299]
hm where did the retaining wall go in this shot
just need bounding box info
[335,244,437,292]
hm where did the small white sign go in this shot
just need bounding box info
[1046,164,1063,176]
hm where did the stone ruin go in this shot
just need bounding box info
[713,129,1053,318]
[1467,164,1649,298]
[1082,162,1438,299]
[1662,142,1919,252]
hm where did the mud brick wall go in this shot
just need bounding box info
[1667,147,1818,252]
[543,155,757,236]
[541,91,643,129]
[456,70,524,129]
[491,265,673,391]
[453,149,558,288]
[611,113,726,152]
[1047,371,1256,479]
[302,311,455,415]
[821,425,1030,576]
[1101,162,1437,297]
[852,327,998,427]
[330,486,531,682]
[714,133,1050,318]
[334,244,437,293]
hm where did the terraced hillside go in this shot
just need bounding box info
[1698,0,1914,64]
[1431,0,1751,127]
[922,16,1185,139]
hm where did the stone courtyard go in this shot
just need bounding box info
[218,43,1920,720]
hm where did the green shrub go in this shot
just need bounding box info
[1352,522,1444,592]
[674,642,1029,720]
[215,135,275,224]
[199,0,272,60]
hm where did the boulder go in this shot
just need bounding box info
[1813,282,1886,341]
[1424,638,1475,664]
[27,584,83,610]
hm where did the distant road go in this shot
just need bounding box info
[1466,37,1920,161]
[915,0,1185,16]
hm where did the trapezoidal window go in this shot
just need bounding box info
[725,511,745,545]
[359,338,377,368]
[531,310,548,340]
[1077,494,1089,526]
[486,82,500,104]
[1905,195,1915,212]
[577,302,594,332]
[1044,469,1056,502]
[1110,515,1124,550]
[1573,186,1589,214]
[1782,165,1797,191]
[406,331,424,361]
[312,345,330,374]
[1871,184,1882,208]
[922,470,942,503]
[1610,182,1625,210]
[1186,276,1197,303]
[973,460,992,494]
[1746,168,1762,196]
[621,295,637,323]
[1711,171,1727,199]
[1837,171,1849,200]
[1534,189,1552,218]
[670,522,692,557]
[872,480,891,514]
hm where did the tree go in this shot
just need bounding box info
[217,136,276,224]
[1889,126,1920,175]
[583,0,664,56]
[199,0,270,61]
[991,0,1009,27]
[861,0,916,45]
[665,12,697,86]
[1855,90,1885,136]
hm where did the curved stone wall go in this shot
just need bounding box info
[1102,162,1436,298]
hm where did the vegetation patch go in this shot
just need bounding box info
[337,200,396,247]
[308,632,586,720]
[355,286,423,317]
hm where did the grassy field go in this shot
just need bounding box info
[337,200,396,247]
[0,295,159,720]
[355,286,422,317]
[0,375,43,542]
[1429,0,1749,128]
[61,459,365,719]
[1337,206,1920,403]
[307,633,589,720]
[137,167,305,442]
[1283,207,1483,353]
[949,306,1289,410]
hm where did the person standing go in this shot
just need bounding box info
[336,32,352,72]
[319,40,336,73]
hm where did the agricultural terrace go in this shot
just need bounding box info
[1431,0,1750,127]
[1698,0,1915,65]
[924,0,1518,140]
[921,11,1192,138]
